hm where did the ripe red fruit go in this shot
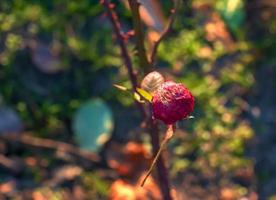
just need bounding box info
[152,81,195,124]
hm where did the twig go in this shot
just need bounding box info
[128,0,152,73]
[0,154,22,173]
[102,0,146,117]
[148,120,172,200]
[102,0,138,92]
[0,133,100,163]
[150,0,178,65]
[141,125,174,187]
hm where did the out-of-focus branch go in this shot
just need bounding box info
[1,133,99,163]
[150,0,178,66]
[128,0,152,73]
[0,154,22,173]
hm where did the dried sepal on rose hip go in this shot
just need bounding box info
[141,71,164,95]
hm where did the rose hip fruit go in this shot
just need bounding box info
[152,81,195,124]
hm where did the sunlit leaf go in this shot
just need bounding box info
[113,84,129,91]
[136,88,153,102]
[134,92,145,103]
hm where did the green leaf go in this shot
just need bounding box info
[136,88,153,102]
[133,92,145,103]
[73,99,113,152]
[113,84,129,91]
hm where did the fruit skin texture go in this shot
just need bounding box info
[152,81,195,125]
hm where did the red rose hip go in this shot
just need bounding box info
[152,81,195,124]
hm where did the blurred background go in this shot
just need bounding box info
[0,0,275,199]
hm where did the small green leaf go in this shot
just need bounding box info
[134,92,145,103]
[136,88,153,102]
[113,84,128,91]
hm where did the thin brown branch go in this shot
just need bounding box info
[150,0,178,66]
[102,0,146,117]
[0,154,22,173]
[102,0,138,92]
[128,0,152,73]
[1,133,100,163]
[141,125,174,187]
[148,120,172,200]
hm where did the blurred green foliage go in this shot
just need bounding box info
[81,172,110,198]
[0,0,262,197]
[216,0,245,34]
[0,0,122,134]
